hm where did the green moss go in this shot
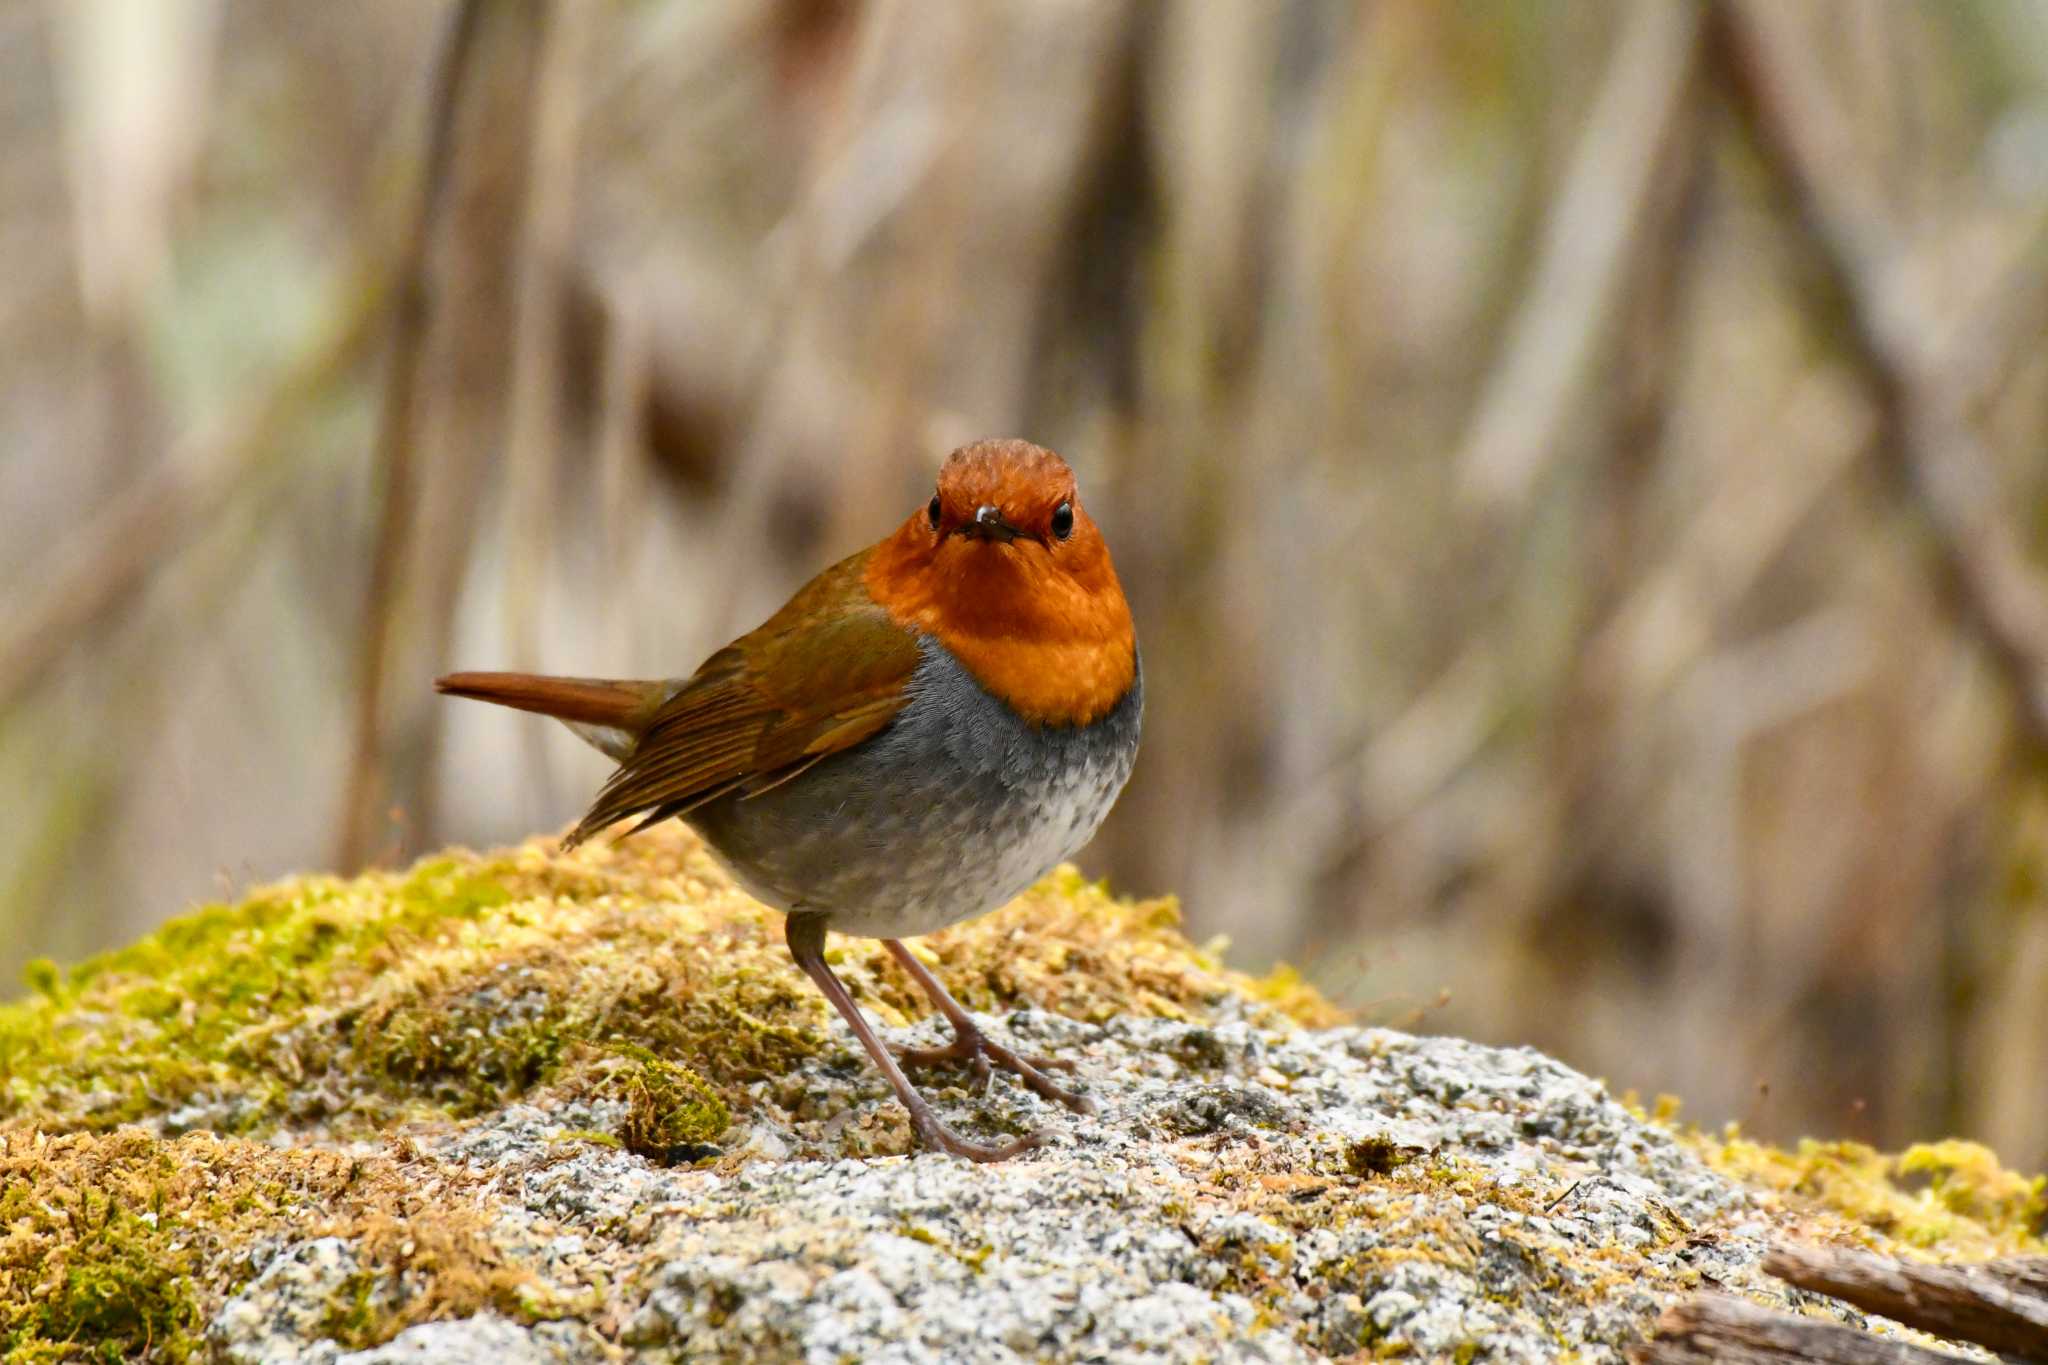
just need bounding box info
[2,855,517,1132]
[605,1040,730,1158]
[8,826,1335,1145]
[0,826,1356,1358]
[20,958,60,999]
[1,1189,203,1362]
[356,992,572,1117]
[2,1127,545,1362]
[315,1268,380,1352]
[0,1132,340,1363]
[64,857,509,998]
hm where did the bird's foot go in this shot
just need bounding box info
[894,1019,1096,1115]
[908,1110,1047,1163]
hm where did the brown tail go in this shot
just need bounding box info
[435,672,670,762]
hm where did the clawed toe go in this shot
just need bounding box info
[913,1116,1047,1163]
[793,921,1071,1164]
[979,1035,1094,1113]
[891,1037,993,1089]
[878,939,1097,1139]
[895,1024,1094,1115]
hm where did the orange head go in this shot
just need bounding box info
[864,439,1136,726]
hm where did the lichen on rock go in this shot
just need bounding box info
[1,826,2040,1362]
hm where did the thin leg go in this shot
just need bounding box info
[884,939,1096,1116]
[784,913,1041,1163]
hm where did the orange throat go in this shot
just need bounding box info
[864,519,1137,727]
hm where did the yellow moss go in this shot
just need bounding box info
[1,825,1342,1142]
[602,1040,729,1158]
[850,863,1341,1031]
[1,855,522,1131]
[0,1178,202,1362]
[1695,1130,2046,1257]
[1896,1139,2047,1232]
[18,825,2040,1359]
[0,1127,535,1363]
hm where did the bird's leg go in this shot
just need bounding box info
[784,913,1042,1163]
[884,939,1096,1115]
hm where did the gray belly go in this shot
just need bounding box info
[685,640,1142,938]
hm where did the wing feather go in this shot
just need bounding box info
[565,553,919,846]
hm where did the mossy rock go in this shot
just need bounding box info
[1,826,1332,1146]
[0,826,1336,1359]
[1,826,2039,1363]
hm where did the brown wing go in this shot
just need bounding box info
[565,552,920,847]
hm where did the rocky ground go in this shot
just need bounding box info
[3,829,2041,1362]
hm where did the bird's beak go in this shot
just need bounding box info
[965,504,1021,543]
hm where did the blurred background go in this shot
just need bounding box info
[4,0,2048,1168]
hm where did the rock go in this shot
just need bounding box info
[185,1013,2006,1362]
[211,1237,360,1365]
[484,1016,1747,1362]
[3,828,2039,1362]
[332,1314,591,1365]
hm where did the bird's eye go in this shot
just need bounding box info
[928,494,942,529]
[1050,501,1074,540]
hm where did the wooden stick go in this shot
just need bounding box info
[1763,1244,2048,1360]
[1633,1293,1981,1365]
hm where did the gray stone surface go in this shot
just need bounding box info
[335,1315,591,1365]
[206,1007,1919,1363]
[210,1237,358,1365]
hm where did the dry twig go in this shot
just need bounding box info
[500,0,592,828]
[1640,1241,2048,1363]
[1763,1243,2048,1360]
[1634,1293,1980,1365]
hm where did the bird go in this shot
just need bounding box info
[437,438,1141,1161]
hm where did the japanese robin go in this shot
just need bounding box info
[438,438,1141,1160]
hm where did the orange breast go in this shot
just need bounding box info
[863,512,1137,727]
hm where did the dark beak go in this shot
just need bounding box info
[965,504,1021,543]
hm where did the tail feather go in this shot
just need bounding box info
[435,672,670,758]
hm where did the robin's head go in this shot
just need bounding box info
[926,438,1086,547]
[867,439,1135,725]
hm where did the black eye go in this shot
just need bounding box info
[1050,501,1074,540]
[928,494,942,529]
